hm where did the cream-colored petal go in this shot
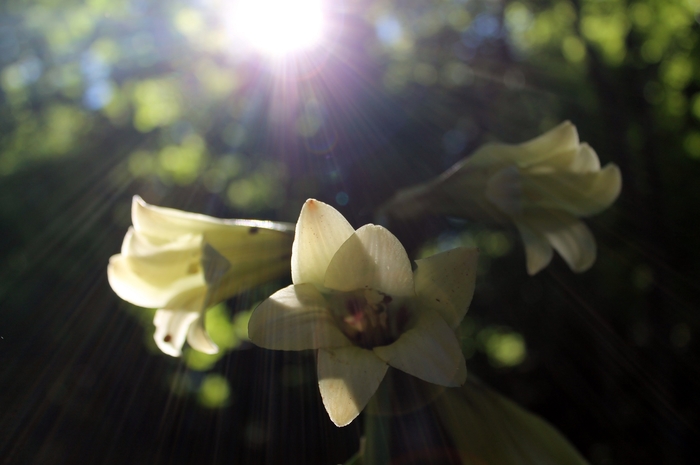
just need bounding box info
[522,163,622,217]
[291,199,355,286]
[517,121,580,167]
[485,165,523,217]
[107,253,206,309]
[569,143,601,173]
[317,347,388,427]
[521,211,597,273]
[514,219,554,275]
[547,219,596,273]
[373,309,466,387]
[470,122,579,169]
[200,243,232,286]
[131,196,219,240]
[187,315,219,354]
[121,226,202,258]
[132,195,295,241]
[248,284,351,350]
[116,228,206,289]
[202,229,294,305]
[153,309,199,357]
[324,225,414,297]
[412,247,478,328]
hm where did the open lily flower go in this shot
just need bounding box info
[248,199,478,426]
[108,196,295,357]
[381,121,622,275]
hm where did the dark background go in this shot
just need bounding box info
[1,0,699,463]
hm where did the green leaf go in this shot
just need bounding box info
[432,378,590,465]
[352,375,589,465]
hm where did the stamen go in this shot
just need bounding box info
[327,289,410,349]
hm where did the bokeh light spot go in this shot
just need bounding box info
[479,328,527,367]
[376,16,402,45]
[335,191,349,206]
[198,374,231,408]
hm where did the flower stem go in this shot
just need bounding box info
[363,371,393,465]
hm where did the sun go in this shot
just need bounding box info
[225,0,325,57]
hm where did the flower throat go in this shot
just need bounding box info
[327,289,410,349]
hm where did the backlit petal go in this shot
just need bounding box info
[469,122,579,169]
[187,316,219,354]
[520,211,596,273]
[132,195,295,241]
[121,226,202,258]
[153,309,199,357]
[514,220,554,276]
[107,253,206,310]
[413,247,478,328]
[201,233,293,305]
[373,309,466,387]
[324,225,414,297]
[200,243,232,285]
[248,284,351,350]
[516,121,580,168]
[569,143,601,173]
[317,347,388,427]
[291,199,355,286]
[485,165,523,217]
[522,164,622,216]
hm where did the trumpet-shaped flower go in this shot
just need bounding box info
[248,199,478,426]
[108,196,295,357]
[381,121,622,275]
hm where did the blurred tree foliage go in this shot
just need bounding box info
[1,0,699,464]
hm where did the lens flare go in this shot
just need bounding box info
[226,0,324,56]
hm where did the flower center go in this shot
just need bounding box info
[326,289,410,349]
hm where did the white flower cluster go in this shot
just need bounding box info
[108,122,620,428]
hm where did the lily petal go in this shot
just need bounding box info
[569,143,601,173]
[324,225,414,297]
[516,121,580,168]
[187,316,219,354]
[132,195,295,241]
[470,122,579,170]
[120,228,205,283]
[317,347,388,427]
[520,211,597,273]
[121,226,202,258]
[200,243,232,285]
[485,165,523,217]
[201,233,294,306]
[522,164,622,217]
[514,220,554,276]
[373,309,466,387]
[291,199,355,287]
[107,253,206,310]
[248,284,351,350]
[413,247,478,328]
[153,309,200,357]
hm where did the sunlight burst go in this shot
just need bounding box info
[226,0,325,56]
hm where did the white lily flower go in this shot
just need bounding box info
[382,121,622,275]
[248,199,478,427]
[108,196,295,357]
